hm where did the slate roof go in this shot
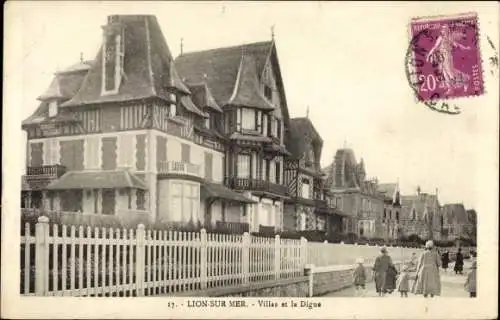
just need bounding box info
[442,203,469,224]
[180,95,208,118]
[286,117,324,160]
[175,41,274,107]
[62,15,187,107]
[46,170,147,190]
[187,82,223,113]
[201,182,256,204]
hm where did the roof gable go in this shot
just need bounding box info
[175,41,273,106]
[62,15,185,107]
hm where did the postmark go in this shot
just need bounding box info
[405,12,484,115]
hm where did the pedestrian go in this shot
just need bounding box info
[352,258,367,297]
[384,263,398,294]
[464,261,477,298]
[396,264,411,297]
[373,246,393,296]
[454,248,464,275]
[412,240,441,298]
[441,250,450,273]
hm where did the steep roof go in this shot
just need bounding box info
[442,203,469,224]
[62,15,187,107]
[286,117,324,161]
[175,41,273,106]
[187,82,223,113]
[330,148,361,189]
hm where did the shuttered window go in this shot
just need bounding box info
[204,152,213,181]
[181,143,190,162]
[60,140,84,171]
[85,136,100,169]
[118,135,134,168]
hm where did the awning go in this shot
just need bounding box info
[201,182,256,204]
[46,170,147,190]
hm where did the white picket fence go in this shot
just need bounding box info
[21,216,473,297]
[20,217,305,296]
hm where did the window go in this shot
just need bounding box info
[299,212,306,231]
[256,111,262,132]
[412,209,416,220]
[237,154,251,178]
[264,85,272,101]
[127,189,132,209]
[277,119,282,139]
[275,161,281,184]
[181,143,190,162]
[48,101,58,117]
[93,189,99,213]
[389,210,392,220]
[136,189,146,210]
[383,209,386,221]
[241,108,256,130]
[205,116,210,128]
[265,159,271,181]
[301,179,310,199]
[204,152,213,181]
[396,211,399,222]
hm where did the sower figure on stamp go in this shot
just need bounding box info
[426,24,472,95]
[413,240,441,298]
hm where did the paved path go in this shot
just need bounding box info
[325,262,473,298]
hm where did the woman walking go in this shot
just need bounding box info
[413,240,441,298]
[454,248,464,275]
[373,247,393,296]
[441,250,450,273]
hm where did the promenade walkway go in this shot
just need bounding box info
[325,261,473,298]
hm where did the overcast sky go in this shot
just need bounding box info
[14,1,500,210]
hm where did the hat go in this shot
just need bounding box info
[402,264,409,271]
[380,246,388,254]
[425,240,434,249]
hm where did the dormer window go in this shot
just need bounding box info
[101,21,124,95]
[169,93,177,117]
[48,100,58,117]
[264,85,272,101]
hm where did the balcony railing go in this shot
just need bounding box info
[26,164,66,179]
[214,221,249,234]
[224,177,288,196]
[158,161,201,177]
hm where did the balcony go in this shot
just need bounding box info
[224,176,288,196]
[214,221,249,234]
[25,164,66,179]
[158,161,201,177]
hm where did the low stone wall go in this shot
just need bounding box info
[176,277,310,297]
[310,261,405,297]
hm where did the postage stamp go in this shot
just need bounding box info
[407,12,483,103]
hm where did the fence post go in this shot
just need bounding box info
[300,237,308,267]
[242,232,250,284]
[200,229,208,289]
[304,264,314,297]
[135,224,145,296]
[35,216,50,296]
[274,234,281,280]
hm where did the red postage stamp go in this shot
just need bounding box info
[408,12,483,102]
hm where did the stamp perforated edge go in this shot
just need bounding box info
[406,11,486,105]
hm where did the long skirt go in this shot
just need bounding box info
[374,271,386,293]
[413,266,441,296]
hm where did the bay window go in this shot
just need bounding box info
[237,154,251,178]
[241,108,256,131]
[301,179,310,199]
[171,182,199,223]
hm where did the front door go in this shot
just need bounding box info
[102,189,115,215]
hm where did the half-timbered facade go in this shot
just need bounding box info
[21,15,255,229]
[283,117,342,234]
[175,40,291,233]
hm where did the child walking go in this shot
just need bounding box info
[353,258,367,297]
[464,261,477,298]
[396,264,411,297]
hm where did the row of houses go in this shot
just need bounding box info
[20,15,476,242]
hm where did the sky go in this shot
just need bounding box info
[13,1,500,210]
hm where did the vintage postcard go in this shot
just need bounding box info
[2,1,498,319]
